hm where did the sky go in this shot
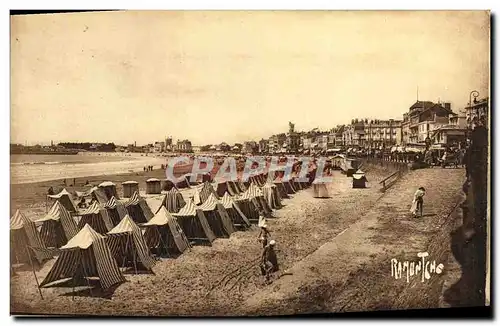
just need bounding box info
[11,11,490,146]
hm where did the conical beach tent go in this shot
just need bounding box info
[194,181,219,205]
[77,201,114,234]
[262,182,282,210]
[143,207,190,256]
[156,188,186,214]
[173,199,216,245]
[36,202,79,248]
[125,191,154,223]
[39,224,125,290]
[198,194,236,238]
[104,196,128,226]
[10,210,52,264]
[247,183,273,216]
[220,193,251,229]
[107,215,156,273]
[47,188,78,213]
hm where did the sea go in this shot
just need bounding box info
[10,153,167,184]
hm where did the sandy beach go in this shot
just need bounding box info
[10,161,467,316]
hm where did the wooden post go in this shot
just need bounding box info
[26,247,44,300]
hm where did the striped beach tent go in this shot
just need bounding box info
[39,224,125,290]
[77,201,114,235]
[175,175,191,189]
[262,182,282,210]
[234,190,261,223]
[47,188,78,213]
[143,207,190,256]
[194,182,219,205]
[215,180,241,197]
[173,199,216,245]
[104,196,128,226]
[156,188,186,214]
[220,193,251,229]
[107,215,156,273]
[10,210,52,264]
[246,183,273,216]
[198,194,235,238]
[125,191,154,224]
[36,201,79,249]
[273,177,290,199]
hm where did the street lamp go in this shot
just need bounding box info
[467,90,480,139]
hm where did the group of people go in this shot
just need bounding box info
[143,165,155,172]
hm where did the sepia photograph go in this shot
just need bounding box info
[9,10,491,317]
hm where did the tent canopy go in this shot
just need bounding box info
[61,224,104,250]
[108,215,138,234]
[47,188,73,199]
[99,181,116,187]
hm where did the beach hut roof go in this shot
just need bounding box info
[47,188,73,199]
[75,186,99,198]
[173,198,197,216]
[79,201,101,215]
[99,181,116,187]
[122,180,138,185]
[126,191,141,206]
[36,201,68,222]
[220,193,235,209]
[143,207,174,226]
[108,215,138,235]
[10,210,25,230]
[61,224,104,250]
[146,178,160,182]
[104,196,118,209]
[198,194,219,211]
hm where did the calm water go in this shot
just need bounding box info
[10,153,166,184]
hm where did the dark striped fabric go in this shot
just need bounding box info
[10,210,52,263]
[143,207,190,254]
[37,202,79,249]
[199,182,219,203]
[283,180,296,194]
[220,193,251,227]
[262,183,282,210]
[107,219,156,271]
[40,224,125,290]
[104,196,128,226]
[125,192,154,223]
[77,202,114,234]
[156,189,186,214]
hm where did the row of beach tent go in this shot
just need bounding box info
[11,170,322,294]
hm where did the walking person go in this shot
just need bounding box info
[410,187,426,218]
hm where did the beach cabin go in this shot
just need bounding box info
[146,178,162,195]
[98,181,119,200]
[352,170,368,189]
[122,181,139,198]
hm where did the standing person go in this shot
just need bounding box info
[260,240,279,283]
[410,187,426,218]
[258,225,271,248]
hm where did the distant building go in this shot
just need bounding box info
[154,141,165,153]
[430,114,468,148]
[243,141,258,154]
[364,119,402,148]
[176,140,193,153]
[464,97,489,129]
[258,139,268,153]
[401,101,455,145]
